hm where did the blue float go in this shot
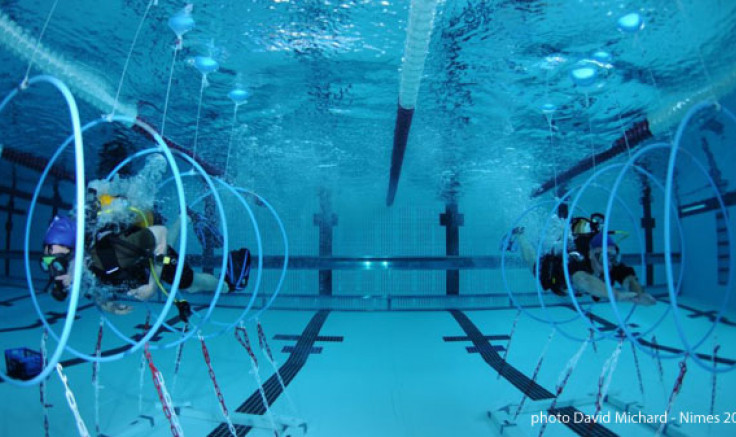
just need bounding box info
[570,66,597,87]
[540,103,556,115]
[194,56,219,75]
[228,88,250,105]
[618,12,643,33]
[169,8,195,38]
[591,50,612,65]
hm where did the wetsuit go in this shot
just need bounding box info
[88,226,194,290]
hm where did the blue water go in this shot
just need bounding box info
[1,0,736,436]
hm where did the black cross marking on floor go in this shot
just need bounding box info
[443,334,508,354]
[0,291,31,307]
[449,310,618,437]
[0,303,94,334]
[559,305,736,365]
[657,298,736,327]
[208,311,334,437]
[273,333,343,355]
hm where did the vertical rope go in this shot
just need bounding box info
[497,309,521,380]
[40,329,50,437]
[589,336,624,434]
[513,330,555,420]
[630,341,645,396]
[111,0,156,117]
[144,344,184,437]
[710,345,720,415]
[257,321,299,416]
[538,337,589,437]
[22,0,60,85]
[138,312,151,414]
[655,359,688,437]
[235,324,280,436]
[93,318,104,436]
[56,364,91,437]
[191,76,207,158]
[199,334,236,437]
[171,323,189,395]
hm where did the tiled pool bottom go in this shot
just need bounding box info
[0,285,734,437]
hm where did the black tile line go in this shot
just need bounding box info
[208,310,332,437]
[0,303,95,334]
[655,298,736,327]
[466,345,505,353]
[635,337,734,365]
[448,310,554,400]
[444,335,510,342]
[273,334,343,342]
[449,310,619,437]
[0,292,31,307]
[282,346,322,354]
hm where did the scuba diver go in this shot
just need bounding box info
[40,212,251,316]
[503,213,656,306]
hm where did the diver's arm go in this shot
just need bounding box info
[622,274,656,306]
[128,275,156,300]
[622,275,643,293]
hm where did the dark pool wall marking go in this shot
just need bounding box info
[208,310,333,437]
[448,310,618,437]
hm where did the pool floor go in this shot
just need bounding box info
[0,285,734,437]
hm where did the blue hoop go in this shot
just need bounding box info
[104,147,227,350]
[26,115,188,363]
[663,101,736,372]
[2,75,84,386]
[560,164,649,342]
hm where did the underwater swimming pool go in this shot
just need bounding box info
[1,0,736,436]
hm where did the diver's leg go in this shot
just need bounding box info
[148,225,168,256]
[168,218,181,246]
[517,235,538,272]
[184,272,220,293]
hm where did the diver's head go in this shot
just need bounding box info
[41,216,76,301]
[589,232,619,274]
[44,215,77,249]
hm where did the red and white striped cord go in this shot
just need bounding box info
[711,344,720,415]
[199,334,237,437]
[93,317,104,436]
[144,344,184,437]
[40,329,50,437]
[236,323,279,435]
[538,336,589,437]
[138,312,152,414]
[498,309,521,380]
[257,321,298,417]
[235,325,258,368]
[655,358,688,437]
[171,323,189,395]
[55,363,91,437]
[591,336,624,422]
[513,329,555,421]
